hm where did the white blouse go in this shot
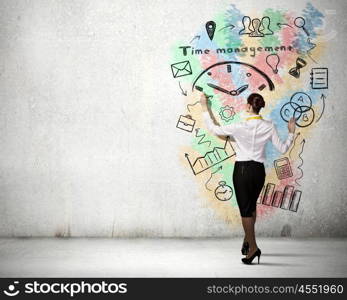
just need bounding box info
[203,112,294,163]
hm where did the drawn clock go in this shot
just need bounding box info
[214,181,233,201]
[192,61,275,96]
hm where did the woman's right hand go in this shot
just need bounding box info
[288,117,296,133]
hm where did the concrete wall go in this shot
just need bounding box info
[0,0,346,237]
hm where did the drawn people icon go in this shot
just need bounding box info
[249,18,264,37]
[260,17,274,35]
[239,16,252,35]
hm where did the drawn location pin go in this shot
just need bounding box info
[206,21,216,41]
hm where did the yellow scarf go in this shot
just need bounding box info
[246,115,263,121]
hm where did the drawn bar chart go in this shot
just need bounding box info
[259,183,302,212]
[185,138,235,175]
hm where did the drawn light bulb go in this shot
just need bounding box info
[266,54,280,74]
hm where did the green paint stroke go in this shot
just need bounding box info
[260,9,285,48]
[170,41,201,85]
[219,160,237,206]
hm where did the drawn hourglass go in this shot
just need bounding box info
[289,57,307,78]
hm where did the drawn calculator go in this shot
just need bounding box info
[274,157,293,180]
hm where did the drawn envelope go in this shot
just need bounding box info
[176,115,195,133]
[171,61,192,78]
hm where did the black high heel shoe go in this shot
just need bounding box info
[241,241,249,255]
[242,248,261,264]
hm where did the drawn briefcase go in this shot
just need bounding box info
[176,115,196,133]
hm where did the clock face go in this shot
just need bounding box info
[192,61,275,97]
[214,181,233,201]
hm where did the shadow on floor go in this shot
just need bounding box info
[256,262,303,266]
[262,253,322,257]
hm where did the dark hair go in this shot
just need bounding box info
[247,93,265,114]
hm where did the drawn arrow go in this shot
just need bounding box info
[178,81,187,96]
[307,38,318,64]
[277,22,293,29]
[190,35,200,44]
[289,132,300,159]
[316,94,326,123]
[205,166,223,191]
[218,24,235,32]
[295,139,305,186]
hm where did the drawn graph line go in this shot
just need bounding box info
[295,139,305,186]
[316,94,326,123]
[289,132,300,159]
[185,137,235,175]
[195,128,212,147]
[205,166,222,191]
[187,101,200,113]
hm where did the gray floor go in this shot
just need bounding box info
[0,238,346,277]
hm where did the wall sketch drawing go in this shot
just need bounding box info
[289,133,300,159]
[192,61,275,92]
[219,105,235,122]
[294,17,310,36]
[274,157,293,180]
[307,38,317,63]
[310,68,328,89]
[218,24,235,32]
[262,183,275,206]
[249,18,265,37]
[272,191,283,207]
[207,83,249,96]
[289,57,307,78]
[171,61,192,78]
[185,138,235,175]
[187,100,200,113]
[190,35,200,44]
[280,92,315,128]
[260,17,274,35]
[316,94,326,123]
[266,54,280,74]
[205,166,223,191]
[205,21,216,41]
[214,181,233,201]
[259,183,302,212]
[239,16,252,35]
[176,115,195,133]
[295,139,305,186]
[281,185,295,210]
[171,2,331,225]
[289,190,302,212]
[178,81,187,96]
[195,128,212,147]
[276,22,293,29]
[239,16,273,37]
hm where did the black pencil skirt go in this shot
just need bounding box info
[232,160,266,217]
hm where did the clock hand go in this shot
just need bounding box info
[207,83,230,95]
[235,84,249,95]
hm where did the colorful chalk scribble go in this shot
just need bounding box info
[171,3,330,226]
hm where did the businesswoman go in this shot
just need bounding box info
[200,92,296,264]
